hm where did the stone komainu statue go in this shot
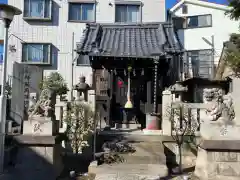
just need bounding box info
[203,88,235,122]
[28,89,55,119]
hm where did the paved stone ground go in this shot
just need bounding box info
[90,141,169,180]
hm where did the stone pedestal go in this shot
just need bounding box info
[201,124,240,140]
[194,140,240,180]
[7,135,63,180]
[23,116,58,136]
[145,113,160,130]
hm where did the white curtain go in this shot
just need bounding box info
[82,4,94,21]
[198,15,211,27]
[127,5,139,23]
[69,3,94,21]
[116,5,139,23]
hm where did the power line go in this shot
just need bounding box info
[8,33,72,55]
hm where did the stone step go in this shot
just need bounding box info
[121,154,166,164]
[114,123,141,129]
[91,164,168,180]
[95,173,164,180]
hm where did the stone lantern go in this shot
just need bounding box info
[74,76,90,101]
[169,81,188,102]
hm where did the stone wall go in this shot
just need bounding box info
[194,140,240,180]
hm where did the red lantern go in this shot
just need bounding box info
[118,80,123,87]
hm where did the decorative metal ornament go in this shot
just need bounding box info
[124,66,133,108]
[133,69,136,76]
[102,66,108,79]
[124,69,127,76]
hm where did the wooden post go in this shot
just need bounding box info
[145,57,160,130]
[153,57,159,114]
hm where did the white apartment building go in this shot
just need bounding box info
[170,0,239,79]
[0,21,4,65]
[6,0,165,98]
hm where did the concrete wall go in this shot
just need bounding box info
[6,0,165,99]
[171,2,239,65]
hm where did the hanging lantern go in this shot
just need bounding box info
[117,79,123,88]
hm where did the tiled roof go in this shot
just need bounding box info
[76,23,183,58]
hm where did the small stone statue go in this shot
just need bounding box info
[202,88,235,123]
[29,88,56,120]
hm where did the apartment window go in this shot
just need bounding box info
[115,4,140,23]
[22,43,52,65]
[68,3,95,22]
[23,0,52,19]
[0,44,3,64]
[77,55,90,65]
[182,4,188,14]
[187,15,212,28]
[186,49,212,78]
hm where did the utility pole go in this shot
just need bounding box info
[211,35,215,79]
[70,32,75,101]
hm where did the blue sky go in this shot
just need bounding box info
[0,0,7,4]
[166,0,228,9]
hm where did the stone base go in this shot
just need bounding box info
[200,122,240,140]
[23,116,58,135]
[194,140,240,180]
[114,123,141,129]
[142,129,162,135]
[3,135,63,180]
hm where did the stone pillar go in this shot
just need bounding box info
[162,89,172,136]
[88,90,96,112]
[55,96,68,133]
[232,77,240,125]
